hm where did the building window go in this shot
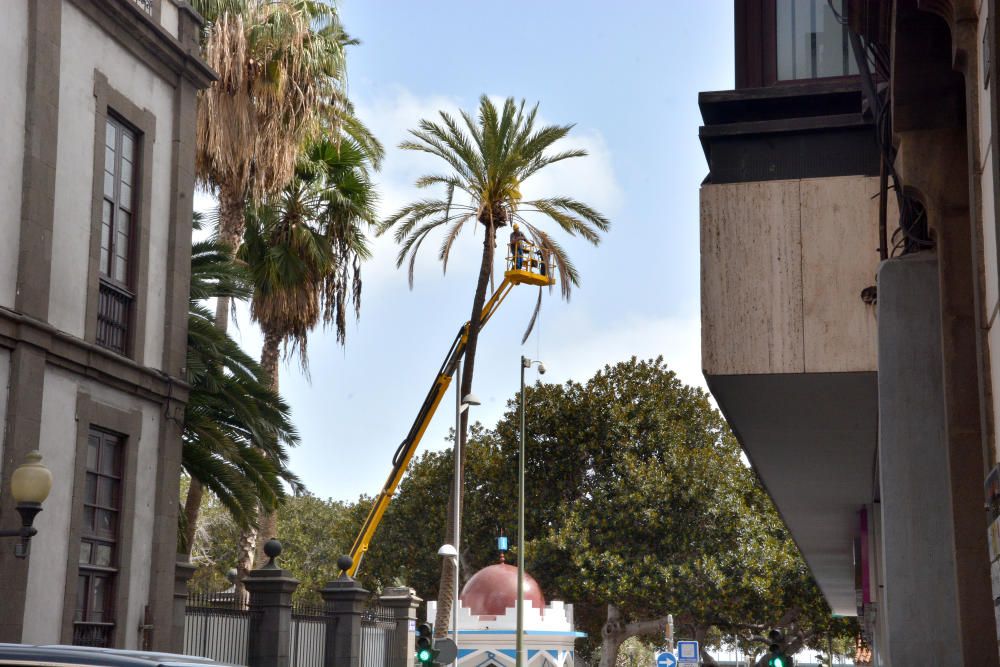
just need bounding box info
[96,116,139,355]
[776,0,858,81]
[73,428,123,648]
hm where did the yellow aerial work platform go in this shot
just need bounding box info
[504,240,556,287]
[345,240,553,576]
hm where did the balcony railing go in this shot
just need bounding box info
[131,0,153,14]
[96,280,133,356]
[73,621,115,647]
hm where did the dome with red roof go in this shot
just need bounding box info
[459,562,546,619]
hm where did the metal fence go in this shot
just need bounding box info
[184,592,257,665]
[360,606,399,667]
[290,602,336,667]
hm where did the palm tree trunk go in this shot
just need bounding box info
[434,223,495,637]
[252,328,282,567]
[181,477,204,555]
[216,181,248,590]
[214,182,246,333]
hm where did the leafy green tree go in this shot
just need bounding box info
[355,358,854,664]
[187,488,361,601]
[379,95,610,635]
[181,233,301,552]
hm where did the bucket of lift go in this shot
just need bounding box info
[505,240,556,287]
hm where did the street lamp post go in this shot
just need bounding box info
[437,544,459,665]
[451,362,479,667]
[0,450,53,558]
[517,356,545,667]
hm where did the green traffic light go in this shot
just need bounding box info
[417,648,432,662]
[769,657,786,667]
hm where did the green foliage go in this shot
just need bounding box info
[355,358,854,653]
[239,134,380,368]
[182,223,301,538]
[189,490,359,599]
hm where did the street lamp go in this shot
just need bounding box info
[1,450,53,558]
[517,356,545,667]
[437,543,459,665]
[447,367,479,667]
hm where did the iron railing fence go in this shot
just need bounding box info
[72,621,115,647]
[96,279,132,354]
[290,602,336,667]
[360,606,399,667]
[184,592,257,666]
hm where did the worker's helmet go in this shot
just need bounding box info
[513,223,520,231]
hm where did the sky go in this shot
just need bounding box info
[197,1,736,503]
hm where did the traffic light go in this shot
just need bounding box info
[415,622,439,665]
[767,629,793,667]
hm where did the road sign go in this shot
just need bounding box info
[435,638,457,663]
[655,651,677,667]
[676,640,699,667]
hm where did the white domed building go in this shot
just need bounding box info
[426,556,584,666]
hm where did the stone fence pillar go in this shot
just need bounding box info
[172,555,196,653]
[379,586,421,665]
[321,556,369,667]
[245,540,299,667]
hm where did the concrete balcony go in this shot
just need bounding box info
[699,82,884,615]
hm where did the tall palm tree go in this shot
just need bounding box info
[181,235,302,553]
[193,0,355,329]
[241,136,379,385]
[237,136,378,566]
[379,96,610,634]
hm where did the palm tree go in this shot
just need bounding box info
[241,136,379,385]
[193,0,356,329]
[379,95,610,634]
[236,136,378,566]
[181,234,302,553]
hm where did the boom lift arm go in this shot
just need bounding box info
[346,247,553,577]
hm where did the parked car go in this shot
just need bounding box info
[0,644,244,667]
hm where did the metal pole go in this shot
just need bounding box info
[453,362,462,666]
[516,355,526,667]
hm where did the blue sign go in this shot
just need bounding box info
[677,641,699,662]
[655,651,677,667]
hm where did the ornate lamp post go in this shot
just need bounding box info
[517,356,545,667]
[1,450,53,558]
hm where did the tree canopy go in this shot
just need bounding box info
[359,357,855,664]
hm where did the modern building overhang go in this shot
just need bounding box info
[707,372,877,615]
[699,80,882,615]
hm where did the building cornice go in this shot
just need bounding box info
[66,0,216,90]
[0,307,190,405]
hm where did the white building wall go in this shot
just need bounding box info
[0,0,29,310]
[50,2,174,369]
[159,0,180,39]
[22,366,160,648]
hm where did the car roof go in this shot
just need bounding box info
[0,644,242,667]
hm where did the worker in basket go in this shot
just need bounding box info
[509,223,526,269]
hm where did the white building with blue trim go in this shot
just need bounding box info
[427,560,584,666]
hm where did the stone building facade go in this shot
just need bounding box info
[0,0,212,650]
[699,0,1000,664]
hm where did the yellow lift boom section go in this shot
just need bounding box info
[347,251,553,577]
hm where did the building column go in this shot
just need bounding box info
[244,541,299,667]
[321,559,368,667]
[171,557,196,654]
[877,254,965,664]
[379,586,421,665]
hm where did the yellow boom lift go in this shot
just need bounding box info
[346,242,554,576]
